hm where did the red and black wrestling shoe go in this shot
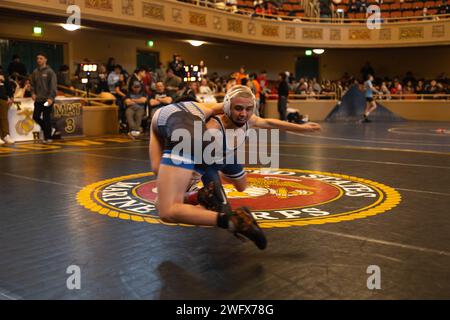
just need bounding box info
[191,181,267,250]
[229,206,267,250]
[196,181,233,215]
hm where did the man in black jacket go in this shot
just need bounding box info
[30,52,57,143]
[277,72,289,120]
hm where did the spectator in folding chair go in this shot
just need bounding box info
[149,82,173,119]
[124,81,148,138]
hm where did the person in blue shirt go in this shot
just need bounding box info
[363,74,379,123]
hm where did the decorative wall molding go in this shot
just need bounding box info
[399,27,424,39]
[213,16,222,30]
[172,8,182,24]
[227,18,242,33]
[302,28,323,40]
[379,28,391,40]
[121,0,134,16]
[85,0,112,11]
[1,0,449,48]
[286,26,296,40]
[142,2,164,20]
[330,29,341,41]
[432,25,445,37]
[189,11,207,27]
[262,25,278,37]
[248,22,256,35]
[349,29,371,40]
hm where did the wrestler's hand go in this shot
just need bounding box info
[302,122,321,132]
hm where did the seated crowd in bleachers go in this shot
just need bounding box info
[3,53,449,138]
[342,0,450,19]
[179,0,450,20]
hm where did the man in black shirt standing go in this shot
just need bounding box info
[277,72,289,120]
[7,54,27,80]
[169,54,185,78]
[31,53,57,143]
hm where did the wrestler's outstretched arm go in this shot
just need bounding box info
[249,114,321,132]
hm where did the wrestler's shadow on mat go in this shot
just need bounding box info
[154,242,307,299]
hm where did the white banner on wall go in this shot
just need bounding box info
[8,97,84,142]
[8,98,39,142]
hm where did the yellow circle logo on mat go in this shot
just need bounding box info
[77,168,401,228]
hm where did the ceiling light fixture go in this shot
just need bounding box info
[313,49,325,55]
[188,40,205,47]
[61,23,81,31]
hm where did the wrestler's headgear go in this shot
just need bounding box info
[223,85,256,126]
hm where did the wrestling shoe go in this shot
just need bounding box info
[229,206,267,250]
[186,172,201,192]
[197,181,232,215]
[183,172,202,205]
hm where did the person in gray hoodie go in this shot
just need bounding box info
[31,52,57,142]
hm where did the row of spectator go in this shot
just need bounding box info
[179,0,450,20]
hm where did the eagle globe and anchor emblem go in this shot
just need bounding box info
[77,168,401,228]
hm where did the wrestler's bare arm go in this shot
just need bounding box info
[248,115,321,133]
[197,102,224,119]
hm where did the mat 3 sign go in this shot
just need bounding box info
[77,168,401,227]
[53,99,83,136]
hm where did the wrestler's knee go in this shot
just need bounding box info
[160,215,176,223]
[230,176,247,192]
[157,203,177,223]
[233,179,247,192]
